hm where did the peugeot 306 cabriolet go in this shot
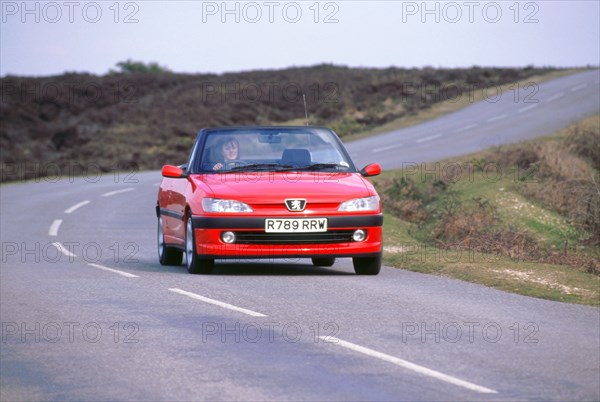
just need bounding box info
[156,126,383,275]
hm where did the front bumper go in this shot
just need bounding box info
[191,215,383,259]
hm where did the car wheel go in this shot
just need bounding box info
[186,215,214,274]
[353,255,381,275]
[158,216,183,265]
[311,257,335,267]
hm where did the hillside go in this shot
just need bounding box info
[373,114,600,305]
[0,64,556,181]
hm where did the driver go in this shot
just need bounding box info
[212,137,239,171]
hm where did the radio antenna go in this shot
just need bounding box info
[302,93,309,126]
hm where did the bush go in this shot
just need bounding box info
[566,125,600,170]
[431,195,497,241]
[112,59,171,74]
[380,176,446,223]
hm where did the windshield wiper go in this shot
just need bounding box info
[294,163,349,171]
[219,162,348,173]
[225,163,294,172]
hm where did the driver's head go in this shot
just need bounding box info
[220,137,239,161]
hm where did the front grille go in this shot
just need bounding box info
[234,230,356,245]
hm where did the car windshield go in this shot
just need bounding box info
[196,128,355,173]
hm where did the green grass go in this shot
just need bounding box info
[383,238,600,306]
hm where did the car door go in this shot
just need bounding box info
[168,177,188,245]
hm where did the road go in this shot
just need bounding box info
[347,69,600,169]
[1,70,599,401]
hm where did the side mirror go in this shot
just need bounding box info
[162,165,185,178]
[360,163,381,177]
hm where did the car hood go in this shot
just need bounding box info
[191,172,374,204]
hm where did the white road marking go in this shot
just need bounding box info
[415,134,442,143]
[168,288,267,317]
[571,83,587,91]
[320,336,497,394]
[486,114,507,123]
[101,188,135,197]
[518,104,538,113]
[88,263,139,278]
[454,123,478,133]
[64,200,90,214]
[48,219,62,236]
[372,143,403,153]
[51,242,76,258]
[546,92,564,102]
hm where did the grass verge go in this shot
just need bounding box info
[373,114,600,306]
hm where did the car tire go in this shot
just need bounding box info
[353,255,381,275]
[158,216,183,265]
[311,257,335,267]
[186,215,214,274]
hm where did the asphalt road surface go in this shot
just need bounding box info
[1,70,599,401]
[347,69,600,169]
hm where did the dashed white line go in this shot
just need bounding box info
[48,219,63,236]
[546,92,564,102]
[454,123,478,133]
[518,104,538,113]
[64,200,90,214]
[571,83,587,91]
[52,242,76,258]
[486,114,507,123]
[372,143,403,153]
[101,188,135,197]
[415,134,442,143]
[168,288,267,317]
[320,336,497,394]
[88,263,139,278]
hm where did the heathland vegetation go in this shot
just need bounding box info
[374,115,599,305]
[1,62,557,181]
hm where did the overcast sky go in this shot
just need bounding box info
[1,0,599,76]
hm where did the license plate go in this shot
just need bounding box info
[265,218,328,233]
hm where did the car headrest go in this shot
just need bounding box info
[281,149,311,166]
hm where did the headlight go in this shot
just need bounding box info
[202,198,253,213]
[338,195,380,212]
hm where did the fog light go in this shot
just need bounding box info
[352,229,366,242]
[221,231,236,244]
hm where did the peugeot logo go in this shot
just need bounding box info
[285,199,306,211]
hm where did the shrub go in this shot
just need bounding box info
[112,59,171,74]
[380,176,447,223]
[566,125,600,170]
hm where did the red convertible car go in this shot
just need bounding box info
[156,126,383,275]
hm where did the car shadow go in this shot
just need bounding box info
[129,258,355,276]
[211,261,355,276]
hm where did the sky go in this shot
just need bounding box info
[1,0,599,76]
